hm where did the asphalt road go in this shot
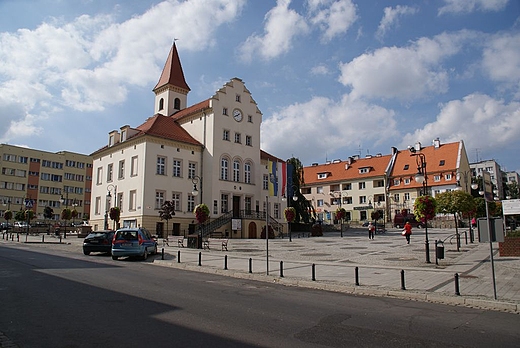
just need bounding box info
[1,245,518,348]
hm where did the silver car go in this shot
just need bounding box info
[111,227,158,260]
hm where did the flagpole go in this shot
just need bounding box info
[265,194,269,275]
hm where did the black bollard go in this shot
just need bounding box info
[224,255,228,270]
[42,235,45,243]
[198,252,202,266]
[280,261,284,278]
[312,263,316,281]
[355,266,360,286]
[464,231,468,245]
[177,250,181,263]
[161,248,164,260]
[401,270,406,290]
[249,258,252,273]
[454,273,461,296]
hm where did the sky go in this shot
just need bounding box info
[1,0,519,173]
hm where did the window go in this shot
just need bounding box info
[434,175,441,182]
[188,162,196,179]
[155,191,165,210]
[247,115,252,123]
[129,190,137,211]
[157,156,166,175]
[107,164,113,182]
[121,130,126,142]
[393,179,400,186]
[172,193,181,211]
[318,173,327,179]
[233,160,240,182]
[404,193,410,201]
[344,197,353,205]
[403,164,409,170]
[263,174,268,190]
[187,195,195,213]
[221,194,229,213]
[234,133,241,143]
[245,135,252,146]
[213,200,218,215]
[344,183,352,190]
[245,197,252,213]
[439,160,445,166]
[359,182,366,190]
[445,174,452,180]
[118,160,125,179]
[173,159,181,177]
[359,168,369,174]
[159,98,164,110]
[223,130,230,141]
[274,203,280,219]
[244,162,252,184]
[18,156,28,164]
[359,196,367,204]
[317,199,324,207]
[131,156,138,176]
[235,94,241,102]
[316,187,324,194]
[223,107,228,116]
[174,98,180,110]
[404,178,410,185]
[96,167,103,185]
[221,158,229,180]
[393,194,400,202]
[95,197,101,215]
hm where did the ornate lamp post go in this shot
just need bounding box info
[60,191,69,238]
[284,185,298,241]
[409,147,431,263]
[192,175,204,248]
[3,199,11,233]
[106,184,117,230]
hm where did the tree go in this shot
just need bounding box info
[436,191,475,250]
[287,157,316,224]
[43,206,54,220]
[474,197,501,218]
[505,181,519,199]
[3,210,13,222]
[159,201,176,237]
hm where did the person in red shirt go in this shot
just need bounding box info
[403,221,412,244]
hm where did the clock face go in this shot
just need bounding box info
[233,109,243,122]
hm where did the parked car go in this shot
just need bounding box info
[1,222,13,231]
[111,227,157,260]
[83,230,115,255]
[394,213,423,229]
[14,221,30,229]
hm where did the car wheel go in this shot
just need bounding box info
[142,249,148,260]
[112,255,118,260]
[83,250,90,256]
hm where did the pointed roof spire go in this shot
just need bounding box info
[153,42,190,92]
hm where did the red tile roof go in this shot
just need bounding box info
[170,99,210,120]
[153,43,190,92]
[134,114,201,146]
[303,155,392,185]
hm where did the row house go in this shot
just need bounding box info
[302,138,471,225]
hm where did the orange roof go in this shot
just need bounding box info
[133,114,201,146]
[153,43,190,92]
[303,155,392,185]
[171,99,210,120]
[389,141,461,190]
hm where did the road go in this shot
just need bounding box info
[1,244,518,348]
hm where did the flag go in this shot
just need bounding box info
[281,161,287,198]
[286,162,294,199]
[268,160,278,196]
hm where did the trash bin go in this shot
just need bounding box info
[436,242,444,259]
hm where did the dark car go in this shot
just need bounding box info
[83,230,115,255]
[111,227,157,260]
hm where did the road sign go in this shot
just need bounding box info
[502,199,520,215]
[25,199,33,208]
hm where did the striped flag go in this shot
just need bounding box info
[268,160,278,196]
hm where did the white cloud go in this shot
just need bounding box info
[400,93,520,152]
[261,93,397,163]
[238,0,309,63]
[310,64,329,75]
[376,5,418,41]
[307,0,358,42]
[438,0,509,15]
[338,31,476,101]
[0,0,245,137]
[481,32,520,94]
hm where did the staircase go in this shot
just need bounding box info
[200,210,284,238]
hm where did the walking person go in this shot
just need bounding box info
[368,222,375,240]
[403,221,412,244]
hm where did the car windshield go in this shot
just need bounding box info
[117,231,138,241]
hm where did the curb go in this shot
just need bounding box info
[153,259,519,314]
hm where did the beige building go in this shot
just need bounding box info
[89,43,287,238]
[0,143,92,223]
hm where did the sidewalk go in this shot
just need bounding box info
[155,228,520,313]
[3,228,519,313]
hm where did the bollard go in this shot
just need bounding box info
[280,261,284,278]
[42,235,45,243]
[59,235,62,243]
[25,234,28,243]
[454,273,461,296]
[355,267,360,286]
[224,255,228,270]
[161,248,164,260]
[249,258,252,273]
[312,263,316,281]
[400,270,406,290]
[198,252,202,266]
[177,250,181,263]
[464,231,468,245]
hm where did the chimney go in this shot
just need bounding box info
[414,142,422,151]
[433,138,441,148]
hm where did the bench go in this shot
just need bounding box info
[203,238,228,251]
[177,237,184,247]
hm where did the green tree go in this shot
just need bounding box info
[15,209,25,222]
[159,200,176,237]
[3,210,13,222]
[474,197,501,218]
[505,181,519,199]
[436,191,475,249]
[287,157,316,224]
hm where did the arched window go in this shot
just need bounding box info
[220,157,229,180]
[244,162,252,184]
[174,98,181,110]
[233,160,241,182]
[159,98,164,111]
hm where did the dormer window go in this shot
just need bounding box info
[393,179,400,186]
[445,174,452,180]
[317,173,328,179]
[359,167,369,174]
[403,164,409,170]
[439,160,445,166]
[121,130,126,142]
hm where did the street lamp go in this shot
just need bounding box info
[60,191,68,238]
[106,184,117,230]
[331,190,348,238]
[191,175,204,248]
[285,185,299,241]
[3,199,11,233]
[71,199,78,227]
[409,147,431,263]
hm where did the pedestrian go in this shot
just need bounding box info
[368,222,375,240]
[402,221,412,244]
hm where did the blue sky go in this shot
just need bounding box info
[1,0,519,173]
